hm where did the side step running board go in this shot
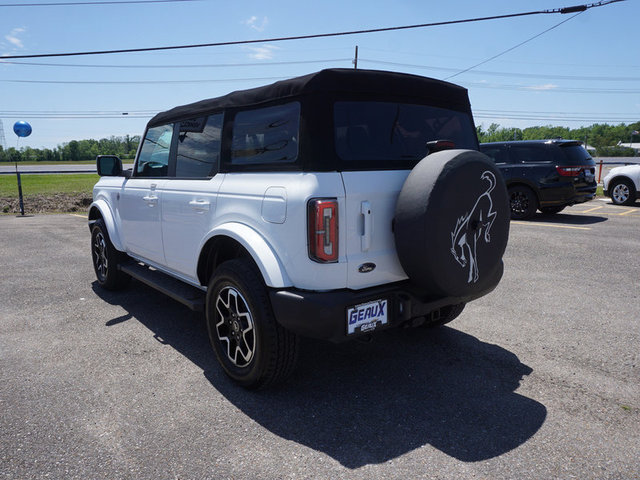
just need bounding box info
[119,262,206,312]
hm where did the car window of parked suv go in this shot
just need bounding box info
[510,144,554,164]
[136,124,173,177]
[230,102,300,166]
[481,145,509,164]
[176,114,223,178]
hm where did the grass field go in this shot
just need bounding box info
[0,160,97,166]
[0,174,99,197]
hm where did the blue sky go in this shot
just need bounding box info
[0,0,637,150]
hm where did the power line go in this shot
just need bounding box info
[1,76,638,94]
[0,76,285,84]
[465,81,640,94]
[0,1,624,60]
[444,12,583,80]
[361,47,640,70]
[0,0,202,6]
[0,58,351,69]
[360,59,640,82]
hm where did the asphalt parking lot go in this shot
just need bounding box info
[1,199,638,480]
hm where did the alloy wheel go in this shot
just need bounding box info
[612,183,630,204]
[510,191,529,216]
[93,231,108,281]
[214,286,256,367]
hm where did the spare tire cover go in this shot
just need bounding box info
[394,149,510,298]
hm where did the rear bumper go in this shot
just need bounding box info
[538,183,597,207]
[269,263,503,343]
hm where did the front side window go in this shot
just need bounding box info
[136,124,173,177]
[231,102,300,166]
[176,114,223,177]
[334,102,477,163]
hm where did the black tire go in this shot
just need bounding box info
[91,218,130,290]
[610,178,636,206]
[508,185,537,220]
[423,303,466,328]
[205,259,298,389]
[394,149,510,298]
[539,205,565,214]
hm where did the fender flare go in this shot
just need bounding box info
[201,222,292,288]
[88,199,125,252]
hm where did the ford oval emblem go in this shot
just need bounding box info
[358,263,376,273]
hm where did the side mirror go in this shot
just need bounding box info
[96,155,130,177]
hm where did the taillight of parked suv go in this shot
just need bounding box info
[556,165,595,177]
[308,198,339,263]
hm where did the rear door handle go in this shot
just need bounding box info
[189,199,210,212]
[361,201,372,251]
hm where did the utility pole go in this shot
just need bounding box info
[353,45,358,70]
[0,119,6,151]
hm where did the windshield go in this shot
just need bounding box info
[334,101,477,163]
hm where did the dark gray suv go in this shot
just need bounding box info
[480,140,597,219]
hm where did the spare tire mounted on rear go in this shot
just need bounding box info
[394,149,510,298]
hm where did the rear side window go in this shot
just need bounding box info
[230,102,300,166]
[136,124,173,177]
[509,145,555,164]
[176,114,223,178]
[480,146,509,164]
[334,101,477,164]
[560,145,594,165]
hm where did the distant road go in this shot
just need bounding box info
[0,164,134,175]
[0,158,637,175]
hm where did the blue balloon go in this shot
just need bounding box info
[13,121,32,138]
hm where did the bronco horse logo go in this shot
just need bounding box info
[450,171,498,283]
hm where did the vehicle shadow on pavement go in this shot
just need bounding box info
[93,281,546,468]
[525,213,608,225]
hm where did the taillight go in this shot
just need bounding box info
[308,198,339,263]
[556,166,586,177]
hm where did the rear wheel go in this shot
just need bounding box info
[610,178,636,206]
[206,259,298,389]
[91,218,130,290]
[508,185,537,219]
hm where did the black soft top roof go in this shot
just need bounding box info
[148,68,471,127]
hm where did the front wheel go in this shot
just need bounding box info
[508,185,537,220]
[610,179,636,206]
[91,218,130,290]
[206,259,298,389]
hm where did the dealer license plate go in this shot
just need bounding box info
[347,299,388,335]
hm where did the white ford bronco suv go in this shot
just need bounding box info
[89,69,510,388]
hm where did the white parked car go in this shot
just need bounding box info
[89,69,510,388]
[603,164,640,205]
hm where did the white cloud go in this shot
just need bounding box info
[245,44,279,60]
[5,27,26,49]
[243,16,268,32]
[525,84,558,91]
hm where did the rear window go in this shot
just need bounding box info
[334,101,477,164]
[231,102,300,166]
[560,145,594,165]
